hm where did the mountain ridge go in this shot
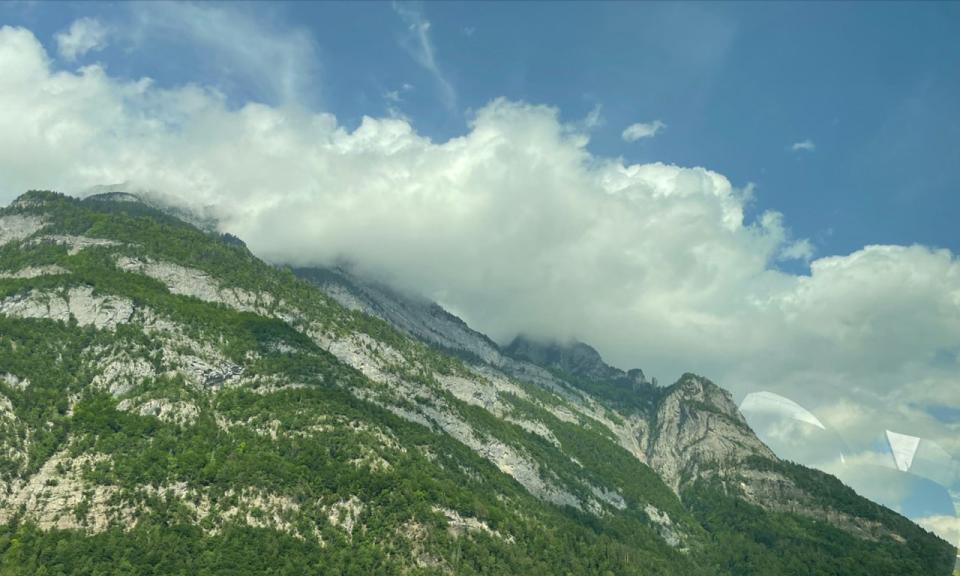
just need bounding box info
[0,189,954,575]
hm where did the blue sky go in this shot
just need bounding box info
[7,1,959,265]
[1,1,959,543]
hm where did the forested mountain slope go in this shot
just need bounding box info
[0,190,954,575]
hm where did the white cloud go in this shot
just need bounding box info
[55,17,107,62]
[393,2,456,111]
[583,104,604,130]
[791,139,816,152]
[0,26,958,481]
[383,83,413,104]
[780,238,814,261]
[622,120,666,141]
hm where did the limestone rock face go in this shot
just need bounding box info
[0,392,29,496]
[296,266,503,365]
[644,503,684,548]
[0,264,69,279]
[116,256,276,315]
[645,373,776,492]
[28,235,121,255]
[733,467,902,542]
[0,214,45,246]
[0,450,122,532]
[0,286,135,330]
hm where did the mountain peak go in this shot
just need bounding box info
[82,191,145,204]
[503,334,647,385]
[12,189,64,208]
[669,372,742,419]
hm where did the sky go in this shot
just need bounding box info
[0,1,958,546]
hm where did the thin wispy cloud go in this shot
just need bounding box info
[622,120,666,141]
[791,139,816,152]
[55,17,107,61]
[383,83,413,104]
[393,2,456,111]
[126,3,319,106]
[583,103,604,130]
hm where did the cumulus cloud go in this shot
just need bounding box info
[0,26,958,480]
[55,17,107,61]
[622,120,666,141]
[791,139,816,152]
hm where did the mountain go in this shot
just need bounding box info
[0,190,955,575]
[503,336,647,387]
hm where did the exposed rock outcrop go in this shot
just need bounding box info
[28,235,122,255]
[325,496,364,535]
[0,450,123,532]
[433,505,514,542]
[297,266,503,365]
[645,503,685,548]
[0,392,30,494]
[0,286,135,330]
[644,373,775,492]
[0,214,45,247]
[116,256,277,315]
[0,264,69,279]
